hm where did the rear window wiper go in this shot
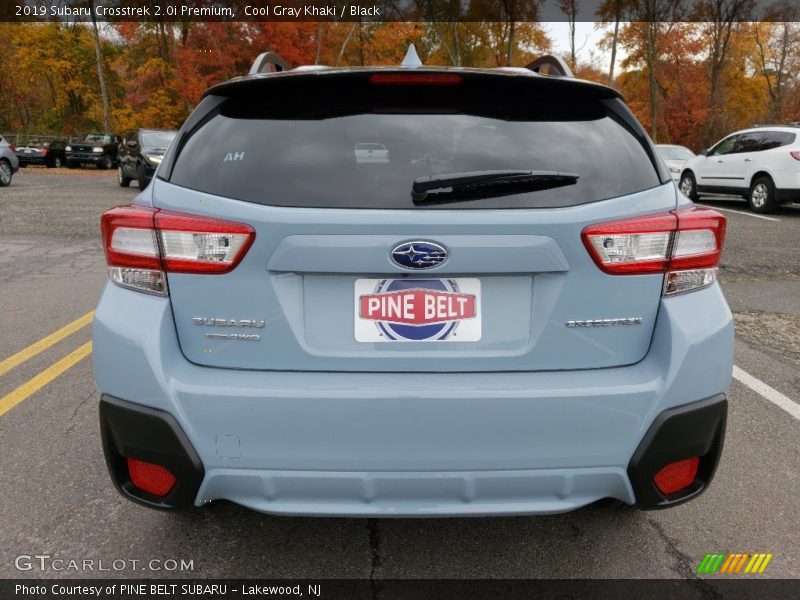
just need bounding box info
[411,170,579,205]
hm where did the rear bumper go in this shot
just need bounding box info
[17,155,47,165]
[93,283,734,516]
[99,393,726,515]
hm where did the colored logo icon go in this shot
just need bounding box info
[697,552,773,574]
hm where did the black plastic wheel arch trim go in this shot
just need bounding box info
[628,394,727,509]
[99,394,204,510]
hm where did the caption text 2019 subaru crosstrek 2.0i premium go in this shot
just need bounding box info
[93,50,733,516]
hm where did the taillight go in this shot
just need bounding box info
[101,205,255,295]
[9,145,15,152]
[369,73,462,86]
[790,151,800,161]
[582,207,726,296]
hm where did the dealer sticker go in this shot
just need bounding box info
[354,278,481,342]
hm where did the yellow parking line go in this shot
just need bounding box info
[0,311,94,377]
[0,341,92,417]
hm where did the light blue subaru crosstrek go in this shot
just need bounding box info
[93,50,733,516]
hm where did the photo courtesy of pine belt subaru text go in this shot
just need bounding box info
[93,48,733,516]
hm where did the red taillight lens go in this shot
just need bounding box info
[100,204,255,295]
[790,151,800,161]
[582,207,726,295]
[369,73,462,86]
[9,145,15,152]
[127,458,176,497]
[653,456,700,495]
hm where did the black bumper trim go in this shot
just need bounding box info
[628,394,727,509]
[99,395,204,509]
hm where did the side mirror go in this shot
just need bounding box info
[699,149,708,156]
[126,140,138,148]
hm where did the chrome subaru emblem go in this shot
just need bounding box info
[391,241,448,270]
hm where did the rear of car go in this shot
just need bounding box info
[93,65,733,516]
[15,140,65,168]
[0,135,19,186]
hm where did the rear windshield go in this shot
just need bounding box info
[169,74,661,209]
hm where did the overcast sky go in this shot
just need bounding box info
[544,21,627,73]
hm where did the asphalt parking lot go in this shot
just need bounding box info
[1,168,798,580]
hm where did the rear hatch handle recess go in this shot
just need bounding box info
[411,170,579,205]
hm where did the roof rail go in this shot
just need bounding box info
[249,52,290,75]
[525,55,573,78]
[752,123,800,128]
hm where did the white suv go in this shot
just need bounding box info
[679,126,800,213]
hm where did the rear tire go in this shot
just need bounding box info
[748,176,777,213]
[0,160,12,186]
[118,165,131,188]
[47,156,62,169]
[136,162,148,189]
[679,171,698,201]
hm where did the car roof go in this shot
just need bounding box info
[655,144,691,149]
[730,126,800,135]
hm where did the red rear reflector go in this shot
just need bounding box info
[127,458,176,497]
[790,151,800,161]
[653,456,700,495]
[370,73,462,86]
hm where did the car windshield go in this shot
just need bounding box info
[141,131,176,148]
[657,146,694,161]
[83,134,111,144]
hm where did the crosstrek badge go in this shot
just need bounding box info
[354,278,481,342]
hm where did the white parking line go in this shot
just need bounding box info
[697,205,781,222]
[733,365,800,421]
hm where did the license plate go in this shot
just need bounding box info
[354,278,481,342]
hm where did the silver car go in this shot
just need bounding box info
[0,135,20,186]
[656,144,695,182]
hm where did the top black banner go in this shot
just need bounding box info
[2,0,799,23]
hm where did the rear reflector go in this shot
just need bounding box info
[370,73,462,86]
[582,207,726,295]
[653,456,700,495]
[127,458,176,497]
[101,205,255,295]
[790,151,800,161]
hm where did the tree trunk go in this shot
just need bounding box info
[89,3,111,134]
[506,20,516,66]
[608,1,621,84]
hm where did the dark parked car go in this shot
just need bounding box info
[66,133,120,169]
[118,129,177,188]
[15,140,67,168]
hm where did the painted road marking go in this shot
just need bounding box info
[733,365,800,421]
[0,341,92,417]
[0,311,94,377]
[697,204,781,222]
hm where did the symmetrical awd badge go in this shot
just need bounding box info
[391,241,448,270]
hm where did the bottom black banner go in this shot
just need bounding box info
[2,579,799,600]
